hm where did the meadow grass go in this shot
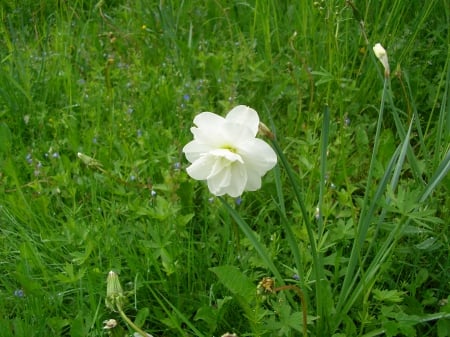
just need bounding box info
[0,0,449,336]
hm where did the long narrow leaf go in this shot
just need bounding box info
[419,149,450,202]
[336,77,388,314]
[338,117,415,321]
[219,197,283,282]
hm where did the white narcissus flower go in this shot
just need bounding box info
[373,43,390,76]
[183,105,277,197]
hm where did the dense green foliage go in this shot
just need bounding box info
[0,1,449,336]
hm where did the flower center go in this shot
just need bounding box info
[221,144,237,153]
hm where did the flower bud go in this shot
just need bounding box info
[373,43,390,77]
[77,152,102,168]
[103,319,118,329]
[105,271,126,311]
[258,122,275,140]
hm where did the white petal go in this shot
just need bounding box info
[207,166,232,196]
[183,140,215,163]
[193,111,225,129]
[188,112,228,147]
[226,105,260,136]
[186,155,214,180]
[208,149,243,169]
[207,162,247,197]
[238,138,277,175]
[220,122,255,147]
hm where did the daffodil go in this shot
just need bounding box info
[183,105,277,197]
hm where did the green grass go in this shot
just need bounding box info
[0,0,449,336]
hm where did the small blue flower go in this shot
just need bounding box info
[292,274,300,281]
[314,207,320,220]
[235,196,242,206]
[183,94,190,101]
[344,116,351,126]
[26,153,33,164]
[14,289,24,297]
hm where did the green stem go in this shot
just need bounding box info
[270,138,325,330]
[116,304,150,337]
[335,76,388,317]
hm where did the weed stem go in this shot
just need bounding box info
[274,285,308,337]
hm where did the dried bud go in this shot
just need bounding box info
[257,277,275,295]
[258,122,275,140]
[373,43,390,77]
[221,333,238,337]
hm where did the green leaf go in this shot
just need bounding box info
[373,289,406,303]
[135,307,150,328]
[438,318,450,337]
[210,265,256,301]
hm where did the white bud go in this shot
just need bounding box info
[373,43,390,77]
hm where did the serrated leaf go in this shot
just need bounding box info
[373,289,406,303]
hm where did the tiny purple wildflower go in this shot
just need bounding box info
[183,94,190,101]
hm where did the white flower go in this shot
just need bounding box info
[183,105,277,197]
[373,43,390,76]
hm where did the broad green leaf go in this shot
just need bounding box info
[210,265,256,301]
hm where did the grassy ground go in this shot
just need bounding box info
[0,1,449,336]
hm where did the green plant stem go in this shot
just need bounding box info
[116,304,150,337]
[274,285,308,337]
[336,76,388,317]
[270,138,326,331]
[219,197,284,282]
